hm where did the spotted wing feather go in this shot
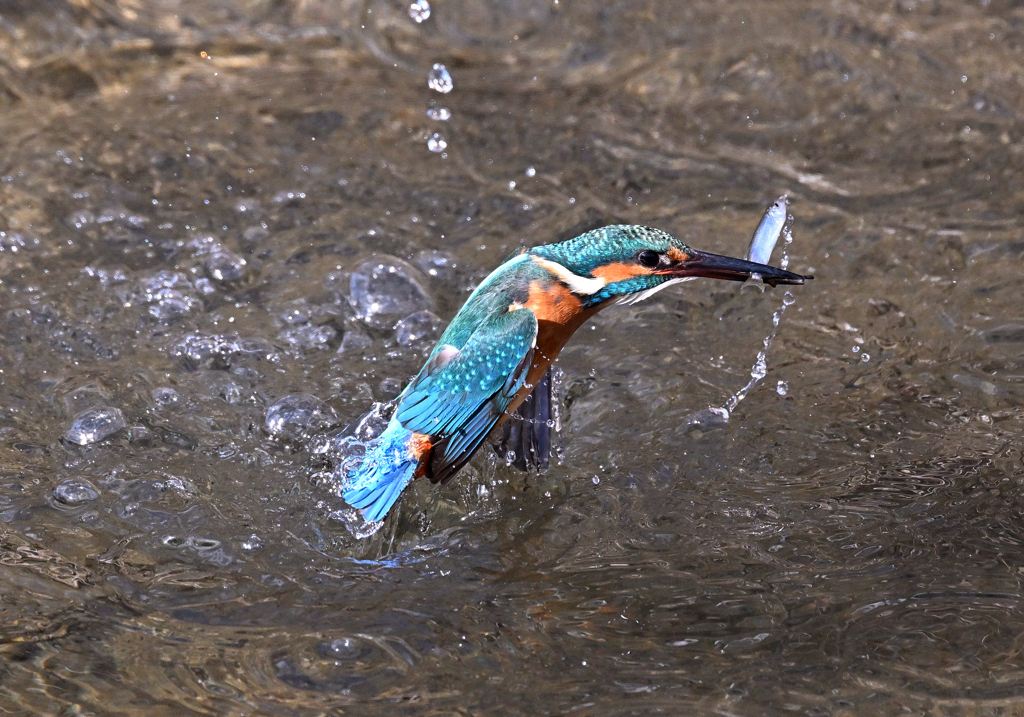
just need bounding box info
[395,308,538,483]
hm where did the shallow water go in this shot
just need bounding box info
[1,0,1023,714]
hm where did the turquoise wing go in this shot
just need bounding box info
[395,308,537,483]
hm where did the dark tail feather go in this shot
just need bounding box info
[496,367,551,472]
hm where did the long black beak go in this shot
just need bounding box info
[665,249,812,288]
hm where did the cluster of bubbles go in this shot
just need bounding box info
[259,255,451,535]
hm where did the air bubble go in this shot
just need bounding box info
[396,310,443,346]
[205,250,247,282]
[152,387,180,406]
[66,407,126,445]
[349,258,433,328]
[52,479,99,505]
[861,353,870,362]
[264,394,338,441]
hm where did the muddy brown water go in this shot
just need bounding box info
[1,1,1023,714]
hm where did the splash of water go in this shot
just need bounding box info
[719,225,798,420]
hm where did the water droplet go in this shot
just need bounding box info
[264,394,338,441]
[413,249,456,280]
[750,355,767,380]
[66,407,126,445]
[506,450,517,463]
[67,209,95,230]
[241,534,262,551]
[426,107,450,121]
[852,345,860,353]
[427,132,447,152]
[428,63,453,93]
[329,507,383,539]
[279,324,338,353]
[782,291,796,306]
[592,475,600,484]
[685,407,729,432]
[152,387,180,406]
[409,0,430,22]
[53,479,99,505]
[354,403,392,442]
[272,190,306,204]
[134,271,199,320]
[525,166,536,177]
[349,258,433,328]
[395,310,443,346]
[318,637,369,660]
[861,353,871,362]
[776,381,789,396]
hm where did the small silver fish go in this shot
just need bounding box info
[746,195,789,265]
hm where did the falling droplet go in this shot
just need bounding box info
[428,63,453,93]
[750,356,767,381]
[427,133,447,152]
[592,475,600,484]
[861,353,871,362]
[426,107,451,121]
[409,0,430,23]
[776,381,789,396]
[525,166,536,177]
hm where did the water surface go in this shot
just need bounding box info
[1,1,1023,714]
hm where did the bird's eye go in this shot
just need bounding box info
[637,250,660,269]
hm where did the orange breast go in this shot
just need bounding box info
[500,279,603,423]
[523,279,582,325]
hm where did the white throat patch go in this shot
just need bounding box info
[616,276,695,305]
[531,256,607,296]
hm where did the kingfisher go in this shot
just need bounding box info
[342,224,810,522]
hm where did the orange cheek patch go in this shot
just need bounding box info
[666,247,691,263]
[524,280,583,324]
[590,262,650,282]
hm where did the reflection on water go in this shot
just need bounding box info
[1,0,1023,714]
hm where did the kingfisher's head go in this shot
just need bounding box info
[527,224,809,308]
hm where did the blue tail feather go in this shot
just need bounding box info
[342,419,419,522]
